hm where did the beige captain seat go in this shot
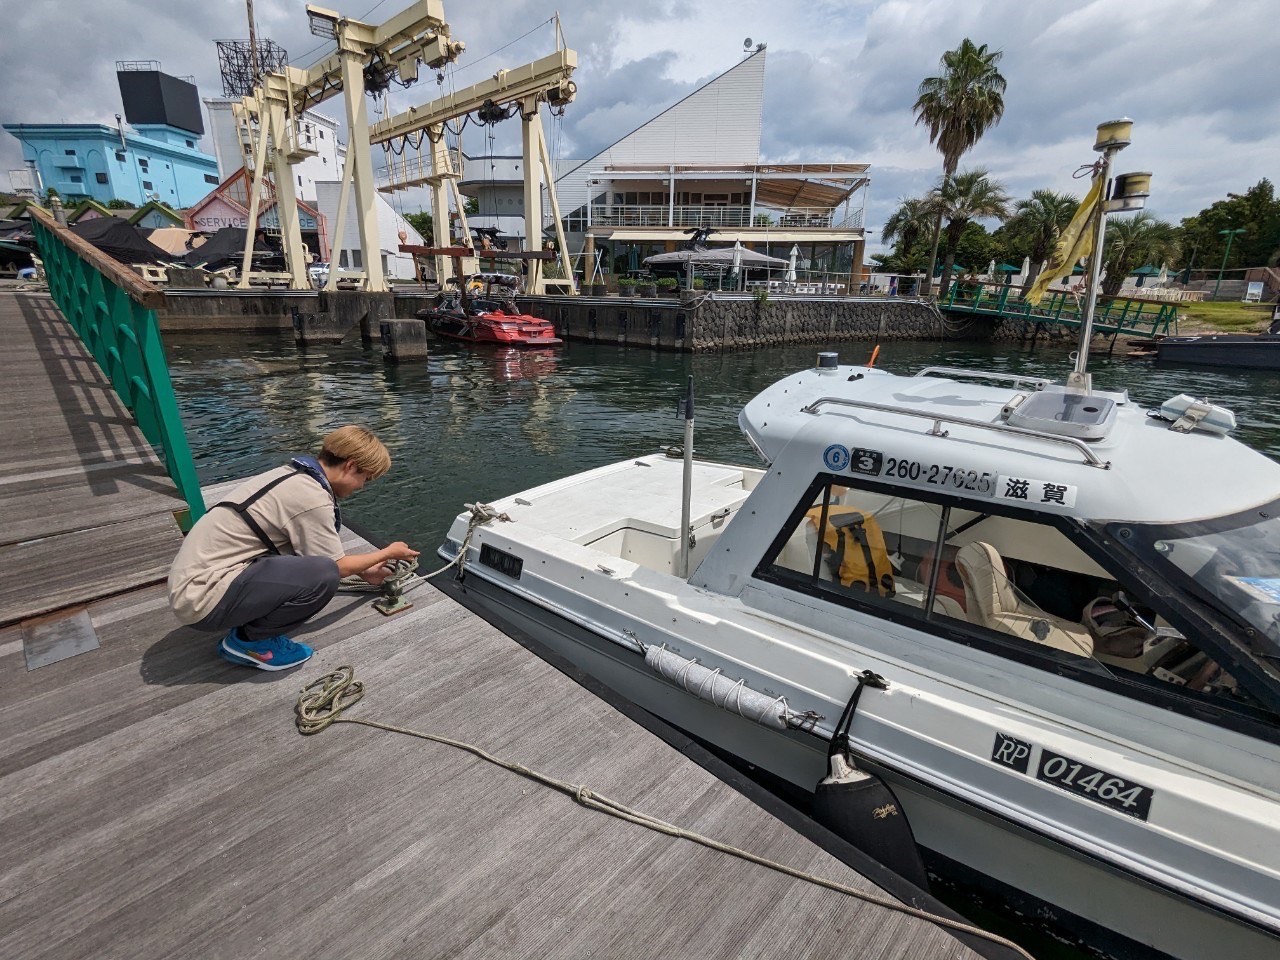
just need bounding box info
[954,542,1094,657]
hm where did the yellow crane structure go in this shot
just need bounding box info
[232,1,577,295]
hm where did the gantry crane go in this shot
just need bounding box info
[232,1,577,295]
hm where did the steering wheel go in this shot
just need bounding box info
[1083,594,1155,658]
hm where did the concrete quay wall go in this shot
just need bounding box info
[154,288,948,353]
[510,294,946,352]
[158,289,319,333]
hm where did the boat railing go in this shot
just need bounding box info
[915,367,1051,390]
[799,396,1111,469]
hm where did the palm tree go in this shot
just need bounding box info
[881,196,934,262]
[930,169,1011,296]
[913,39,1007,294]
[1100,212,1179,297]
[1004,190,1078,293]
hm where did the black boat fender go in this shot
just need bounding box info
[812,669,931,892]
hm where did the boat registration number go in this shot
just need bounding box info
[839,446,997,496]
[1035,748,1154,820]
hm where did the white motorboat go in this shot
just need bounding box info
[439,354,1280,959]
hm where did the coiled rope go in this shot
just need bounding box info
[295,666,1033,960]
[337,502,511,596]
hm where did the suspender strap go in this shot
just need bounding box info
[210,470,303,556]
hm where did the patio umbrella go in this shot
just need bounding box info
[786,245,799,283]
[996,263,1019,273]
[1021,256,1031,277]
[987,259,996,277]
[1157,262,1168,285]
[729,241,743,289]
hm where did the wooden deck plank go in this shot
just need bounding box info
[0,292,187,624]
[0,577,981,960]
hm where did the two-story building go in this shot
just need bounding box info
[457,48,869,285]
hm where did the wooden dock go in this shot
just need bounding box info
[0,292,185,627]
[0,290,1001,960]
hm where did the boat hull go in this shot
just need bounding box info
[445,560,1280,960]
[418,310,562,347]
[1153,334,1280,369]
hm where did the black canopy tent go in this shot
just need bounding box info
[181,227,280,272]
[68,217,170,265]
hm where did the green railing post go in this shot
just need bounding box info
[30,213,205,529]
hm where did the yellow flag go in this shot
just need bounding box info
[1025,174,1104,306]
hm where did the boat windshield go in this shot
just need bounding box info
[1115,500,1280,660]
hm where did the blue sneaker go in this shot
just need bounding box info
[219,629,314,671]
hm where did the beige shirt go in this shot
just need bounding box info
[168,467,345,624]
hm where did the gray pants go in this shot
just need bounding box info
[193,555,340,642]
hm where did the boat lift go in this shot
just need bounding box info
[231,1,578,295]
[232,1,463,291]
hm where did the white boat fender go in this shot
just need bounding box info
[643,645,798,731]
[1154,394,1237,435]
[812,670,930,893]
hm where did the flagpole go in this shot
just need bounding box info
[1068,118,1134,394]
[1068,155,1112,394]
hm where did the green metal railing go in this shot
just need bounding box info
[30,209,205,528]
[940,280,1178,337]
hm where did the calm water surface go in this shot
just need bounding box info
[166,332,1280,550]
[165,331,1280,959]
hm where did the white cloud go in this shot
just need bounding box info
[2,0,1275,252]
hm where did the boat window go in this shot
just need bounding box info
[762,478,1273,721]
[767,482,960,623]
[1112,501,1280,662]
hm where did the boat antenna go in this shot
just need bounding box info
[678,376,695,579]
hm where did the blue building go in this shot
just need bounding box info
[3,62,220,208]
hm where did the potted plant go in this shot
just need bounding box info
[589,278,608,296]
[617,277,638,297]
[637,277,657,298]
[656,277,678,297]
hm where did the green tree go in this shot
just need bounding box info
[464,196,480,216]
[404,210,433,242]
[881,196,934,261]
[1002,189,1078,292]
[1101,212,1179,296]
[1177,179,1280,277]
[930,169,1010,296]
[913,38,1007,293]
[952,221,997,275]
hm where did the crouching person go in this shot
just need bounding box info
[168,425,420,671]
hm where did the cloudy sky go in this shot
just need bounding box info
[3,0,1277,252]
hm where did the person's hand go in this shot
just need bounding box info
[384,541,421,562]
[360,563,393,586]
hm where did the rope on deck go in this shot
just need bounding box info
[295,665,1034,960]
[336,501,512,599]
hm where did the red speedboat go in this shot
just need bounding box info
[416,293,562,347]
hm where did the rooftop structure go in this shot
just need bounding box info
[3,65,219,208]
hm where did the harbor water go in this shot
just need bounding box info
[167,332,1280,552]
[166,330,1280,960]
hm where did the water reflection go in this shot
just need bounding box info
[165,333,1280,550]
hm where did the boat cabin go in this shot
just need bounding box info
[681,361,1280,730]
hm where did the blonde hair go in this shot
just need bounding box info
[319,425,391,480]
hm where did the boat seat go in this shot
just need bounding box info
[954,542,1094,658]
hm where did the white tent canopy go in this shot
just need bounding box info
[642,247,789,268]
